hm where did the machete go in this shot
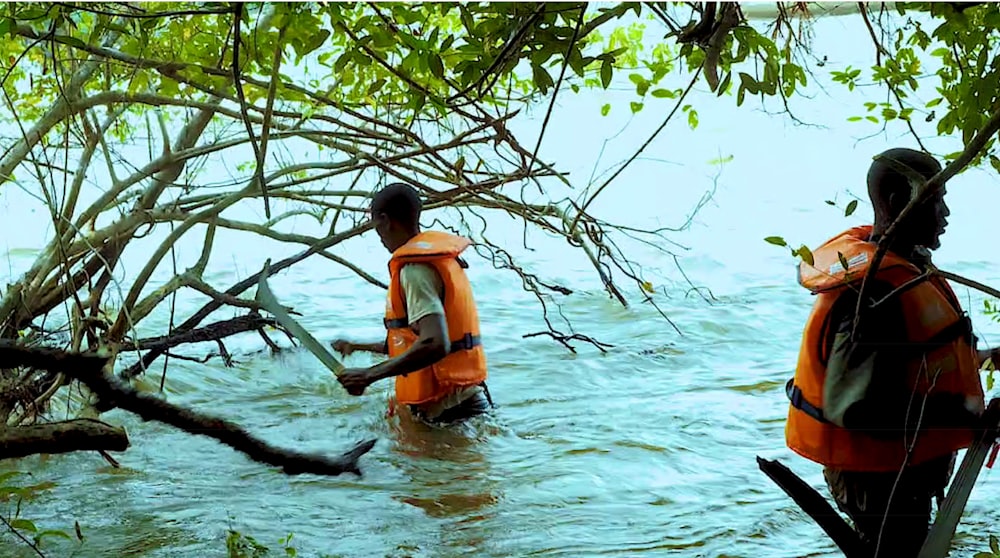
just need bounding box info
[917,397,1000,558]
[254,259,345,377]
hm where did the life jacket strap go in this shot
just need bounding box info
[786,378,830,424]
[382,324,481,354]
[450,333,481,353]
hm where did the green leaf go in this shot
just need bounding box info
[0,18,13,37]
[650,88,673,98]
[10,519,37,532]
[35,529,72,543]
[847,116,863,122]
[532,65,553,94]
[991,534,999,555]
[989,155,1000,175]
[600,103,610,117]
[764,236,787,247]
[16,7,49,20]
[972,553,994,558]
[61,30,96,51]
[796,245,815,266]
[428,53,444,79]
[707,154,734,165]
[687,109,698,130]
[628,73,645,86]
[570,83,580,93]
[366,78,386,97]
[301,29,331,57]
[838,251,849,271]
[600,60,612,89]
[845,199,858,217]
[717,71,733,96]
[825,200,836,206]
[630,101,643,114]
[333,52,351,73]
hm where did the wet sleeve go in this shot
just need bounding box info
[399,263,446,327]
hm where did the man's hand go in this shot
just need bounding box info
[331,339,356,356]
[337,367,375,396]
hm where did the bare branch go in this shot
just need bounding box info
[0,341,376,476]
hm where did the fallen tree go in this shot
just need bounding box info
[0,340,375,475]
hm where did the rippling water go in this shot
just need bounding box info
[4,10,1000,558]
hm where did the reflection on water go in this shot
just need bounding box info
[390,413,502,518]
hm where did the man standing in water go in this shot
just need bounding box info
[332,182,492,425]
[783,148,999,556]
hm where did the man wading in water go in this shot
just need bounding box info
[783,148,1000,556]
[332,182,493,425]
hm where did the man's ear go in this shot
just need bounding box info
[887,191,908,215]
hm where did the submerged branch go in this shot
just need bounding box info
[0,341,376,476]
[124,313,281,353]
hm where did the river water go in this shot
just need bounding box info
[3,9,1000,558]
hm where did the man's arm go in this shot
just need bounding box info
[337,264,450,395]
[332,339,387,356]
[364,313,449,383]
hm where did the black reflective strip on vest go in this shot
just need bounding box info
[450,333,481,353]
[381,322,481,354]
[786,378,829,424]
[384,317,409,329]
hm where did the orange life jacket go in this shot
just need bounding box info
[785,225,984,472]
[384,230,488,406]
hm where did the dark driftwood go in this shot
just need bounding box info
[0,418,129,460]
[126,313,278,352]
[0,340,376,476]
[756,456,864,557]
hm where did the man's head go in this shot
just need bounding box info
[369,182,422,252]
[867,147,949,251]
